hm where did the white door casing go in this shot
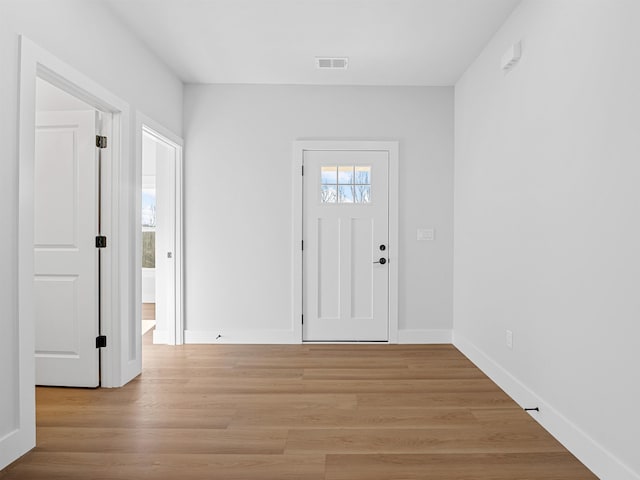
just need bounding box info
[11,36,132,472]
[34,110,99,387]
[139,121,183,346]
[303,149,391,341]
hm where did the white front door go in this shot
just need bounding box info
[303,150,389,341]
[34,110,100,387]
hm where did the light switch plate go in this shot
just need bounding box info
[417,228,435,241]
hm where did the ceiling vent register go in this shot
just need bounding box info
[316,57,349,70]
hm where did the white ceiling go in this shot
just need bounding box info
[104,0,521,86]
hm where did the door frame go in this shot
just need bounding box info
[135,114,184,346]
[14,35,132,465]
[292,140,399,343]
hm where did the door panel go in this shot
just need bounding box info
[351,217,374,318]
[317,217,340,319]
[303,150,389,341]
[34,110,99,387]
[34,129,77,247]
[34,276,79,354]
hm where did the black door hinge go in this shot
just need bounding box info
[301,240,304,250]
[301,314,304,324]
[96,135,107,149]
[96,335,107,348]
[301,165,304,176]
[95,236,107,248]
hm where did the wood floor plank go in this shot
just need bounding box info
[469,407,553,428]
[235,357,411,369]
[131,393,358,410]
[1,453,325,480]
[36,407,234,429]
[36,427,287,454]
[357,391,517,409]
[141,367,304,379]
[302,365,485,380]
[324,453,599,480]
[230,406,478,429]
[141,303,155,321]
[0,335,597,479]
[301,379,502,394]
[285,426,567,454]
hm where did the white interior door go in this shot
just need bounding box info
[303,150,389,341]
[34,110,99,387]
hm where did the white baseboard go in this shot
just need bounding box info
[152,329,169,345]
[0,428,33,472]
[184,329,298,344]
[397,329,452,344]
[453,333,640,480]
[184,329,452,345]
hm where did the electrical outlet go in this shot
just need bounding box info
[506,330,513,349]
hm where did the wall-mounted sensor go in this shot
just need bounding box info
[501,41,521,73]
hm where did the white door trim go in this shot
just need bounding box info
[135,113,184,346]
[292,140,399,343]
[12,35,131,468]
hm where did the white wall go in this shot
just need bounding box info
[454,1,640,479]
[184,84,453,342]
[0,0,182,469]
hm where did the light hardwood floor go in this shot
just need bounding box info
[0,333,597,479]
[142,303,155,320]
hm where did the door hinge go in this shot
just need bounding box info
[301,314,304,324]
[96,135,108,149]
[301,165,304,176]
[96,335,107,348]
[301,240,304,250]
[95,235,107,248]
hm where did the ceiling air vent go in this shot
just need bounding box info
[316,57,348,70]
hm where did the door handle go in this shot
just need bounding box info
[373,258,387,265]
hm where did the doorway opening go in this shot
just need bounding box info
[141,133,157,337]
[138,123,183,346]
